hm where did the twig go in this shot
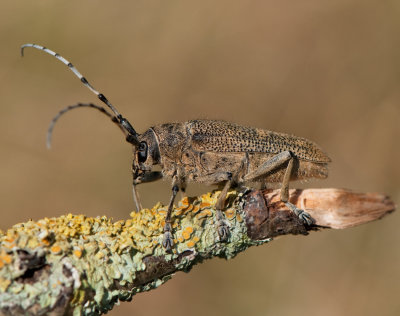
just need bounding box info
[0,188,394,316]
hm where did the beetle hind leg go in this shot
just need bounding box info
[244,151,314,225]
[279,156,314,225]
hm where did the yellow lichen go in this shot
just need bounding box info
[0,277,11,292]
[0,189,257,315]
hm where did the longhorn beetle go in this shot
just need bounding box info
[21,43,331,251]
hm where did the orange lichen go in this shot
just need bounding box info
[1,254,12,265]
[180,197,189,207]
[184,227,194,234]
[2,243,15,249]
[41,238,51,246]
[51,245,61,254]
[199,202,212,209]
[182,231,191,240]
[73,250,82,258]
[4,237,14,244]
[225,209,236,219]
[192,236,200,243]
[196,209,212,219]
[186,241,195,248]
[191,205,200,215]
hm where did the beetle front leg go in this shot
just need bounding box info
[132,171,163,212]
[132,184,142,212]
[179,181,187,199]
[162,177,180,251]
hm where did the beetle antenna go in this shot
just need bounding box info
[21,43,139,145]
[47,103,127,149]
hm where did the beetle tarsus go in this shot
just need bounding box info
[216,210,230,242]
[162,222,174,251]
[284,202,314,225]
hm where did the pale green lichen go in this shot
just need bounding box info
[0,190,272,315]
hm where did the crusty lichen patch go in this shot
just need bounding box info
[0,190,271,315]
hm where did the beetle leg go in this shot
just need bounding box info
[280,158,314,225]
[132,171,163,212]
[134,171,163,184]
[243,151,292,181]
[214,174,233,242]
[132,185,142,212]
[162,177,180,251]
[179,182,187,199]
[244,151,314,225]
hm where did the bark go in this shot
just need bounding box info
[0,188,394,316]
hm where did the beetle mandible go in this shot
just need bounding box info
[21,43,331,251]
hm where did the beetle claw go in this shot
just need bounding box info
[298,210,314,226]
[215,210,230,242]
[162,222,174,251]
[285,202,315,226]
[217,223,230,242]
[162,232,174,251]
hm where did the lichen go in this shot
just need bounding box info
[0,190,272,315]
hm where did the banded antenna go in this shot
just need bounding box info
[21,43,140,146]
[46,103,126,148]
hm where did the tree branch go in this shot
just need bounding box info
[0,188,394,315]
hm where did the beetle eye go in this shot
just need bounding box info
[138,141,148,163]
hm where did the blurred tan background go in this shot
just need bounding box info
[1,0,399,315]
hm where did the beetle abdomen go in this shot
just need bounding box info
[188,120,331,163]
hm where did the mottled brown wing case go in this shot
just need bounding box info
[188,120,330,163]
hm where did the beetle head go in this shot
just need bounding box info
[132,129,161,179]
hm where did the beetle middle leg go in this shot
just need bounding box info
[191,171,237,242]
[213,173,235,242]
[214,160,247,241]
[244,151,314,225]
